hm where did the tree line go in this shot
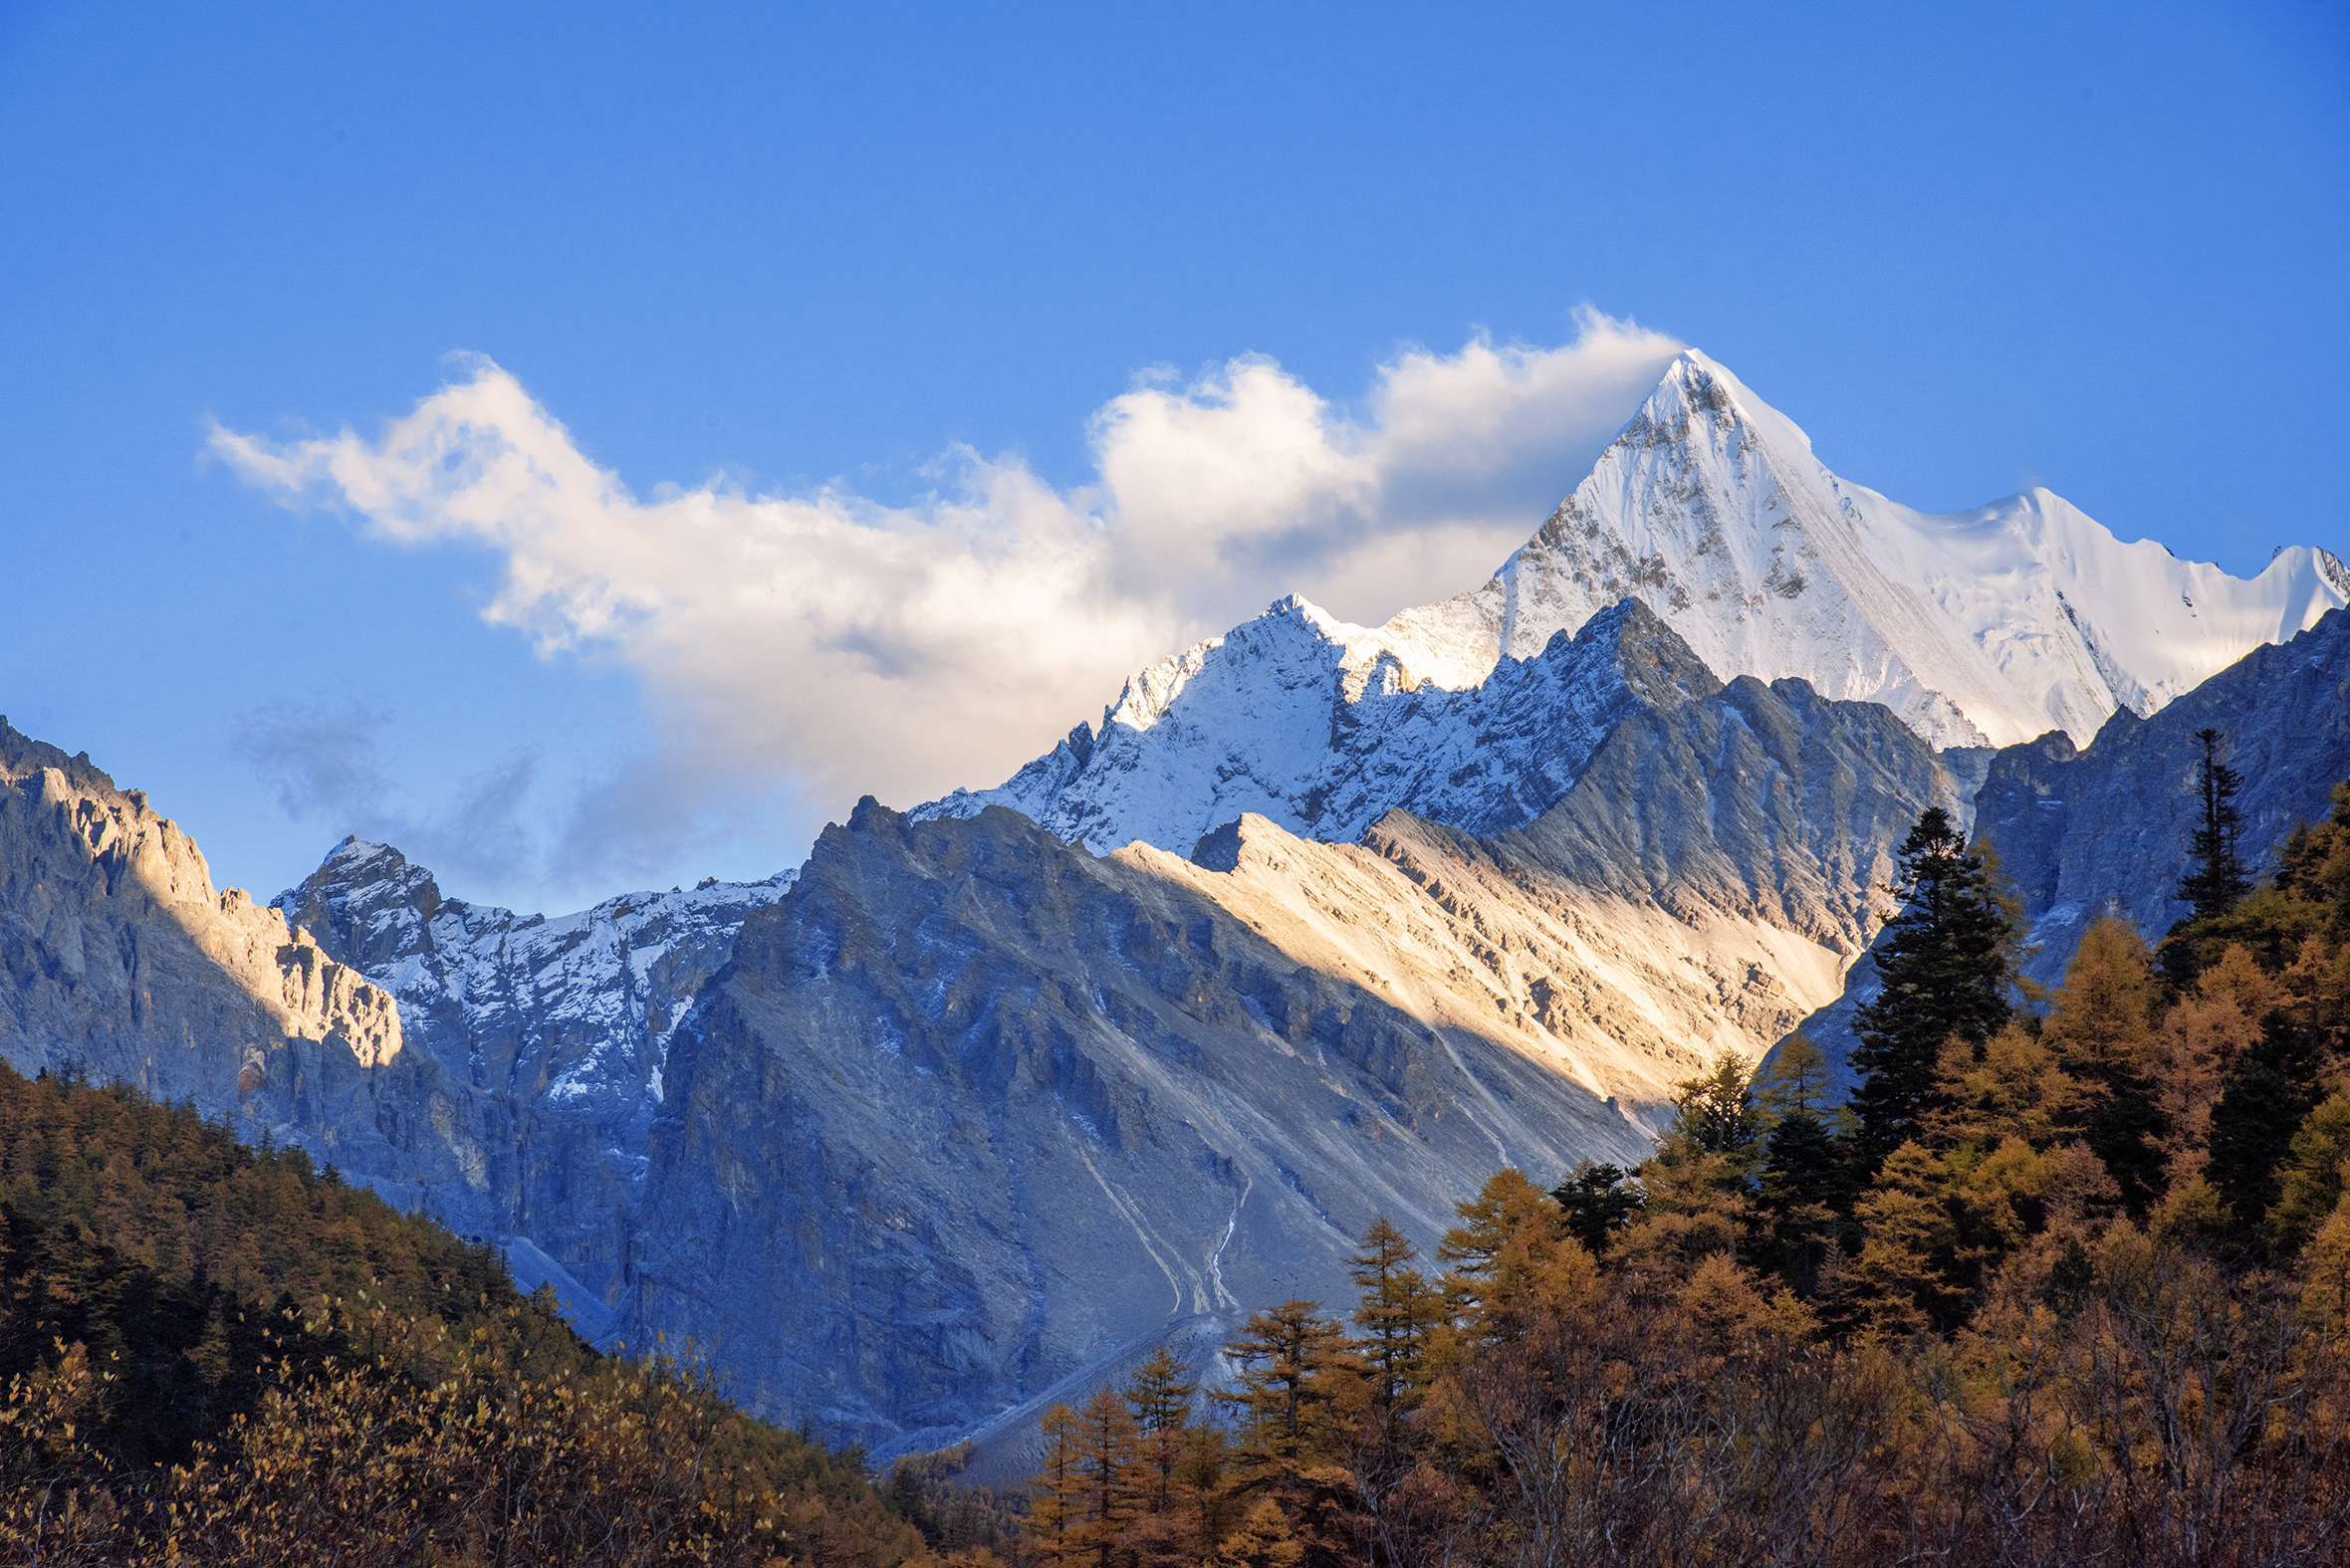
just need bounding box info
[1000,731,2350,1564]
[0,1061,938,1564]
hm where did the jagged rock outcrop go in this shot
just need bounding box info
[272,840,791,1324]
[0,717,478,1198]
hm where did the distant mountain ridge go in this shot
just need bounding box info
[934,349,2345,854]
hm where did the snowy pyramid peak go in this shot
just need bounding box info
[1380,348,2348,749]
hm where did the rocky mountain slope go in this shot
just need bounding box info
[939,351,2344,854]
[271,839,792,1331]
[631,623,1951,1449]
[1973,607,2350,981]
[1790,607,2350,1085]
[0,717,464,1200]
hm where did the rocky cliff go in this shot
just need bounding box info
[272,839,791,1332]
[0,718,476,1203]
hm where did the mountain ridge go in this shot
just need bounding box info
[937,349,2344,856]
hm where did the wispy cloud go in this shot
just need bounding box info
[236,701,545,898]
[211,311,1681,835]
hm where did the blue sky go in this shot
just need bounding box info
[3,0,2345,912]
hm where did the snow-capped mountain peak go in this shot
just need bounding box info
[936,348,2344,855]
[920,593,1719,854]
[1388,348,2346,749]
[274,844,794,1114]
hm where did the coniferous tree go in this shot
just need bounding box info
[2267,1090,2350,1258]
[1029,1403,1082,1565]
[2042,918,2170,1213]
[1670,1051,1764,1163]
[1071,1388,1141,1566]
[1122,1347,1195,1519]
[1849,808,2019,1166]
[1749,1037,1847,1294]
[1435,1170,1554,1318]
[1212,1497,1305,1567]
[2160,728,2258,992]
[1840,1141,1960,1336]
[1345,1220,1439,1445]
[2180,728,2251,921]
[2208,1012,2326,1233]
[1218,1301,1348,1492]
[1549,1163,1644,1259]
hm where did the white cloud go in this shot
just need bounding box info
[211,313,1681,824]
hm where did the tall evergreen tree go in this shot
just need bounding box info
[2208,1011,2326,1233]
[2179,727,2251,921]
[1549,1163,1644,1259]
[1218,1301,1348,1487]
[1749,1036,1848,1293]
[1072,1388,1141,1566]
[1849,808,2019,1166]
[1345,1219,1439,1445]
[1030,1402,1082,1565]
[1669,1051,1763,1163]
[2042,918,2170,1214]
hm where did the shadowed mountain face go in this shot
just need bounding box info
[635,799,1652,1449]
[1974,609,2350,983]
[1790,607,2350,1087]
[271,839,791,1329]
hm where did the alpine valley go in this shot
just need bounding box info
[4,349,2345,1461]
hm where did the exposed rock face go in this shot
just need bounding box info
[1789,608,2350,1084]
[272,840,791,1324]
[0,715,797,1349]
[1972,608,2350,982]
[0,718,469,1196]
[635,799,1650,1450]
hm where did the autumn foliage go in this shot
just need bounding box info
[1014,781,2350,1564]
[0,1064,931,1565]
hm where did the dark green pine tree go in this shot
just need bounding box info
[2179,728,2251,921]
[2160,728,2257,994]
[2207,1011,2325,1234]
[1847,807,2019,1167]
[1550,1163,1645,1258]
[1749,1036,1848,1295]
